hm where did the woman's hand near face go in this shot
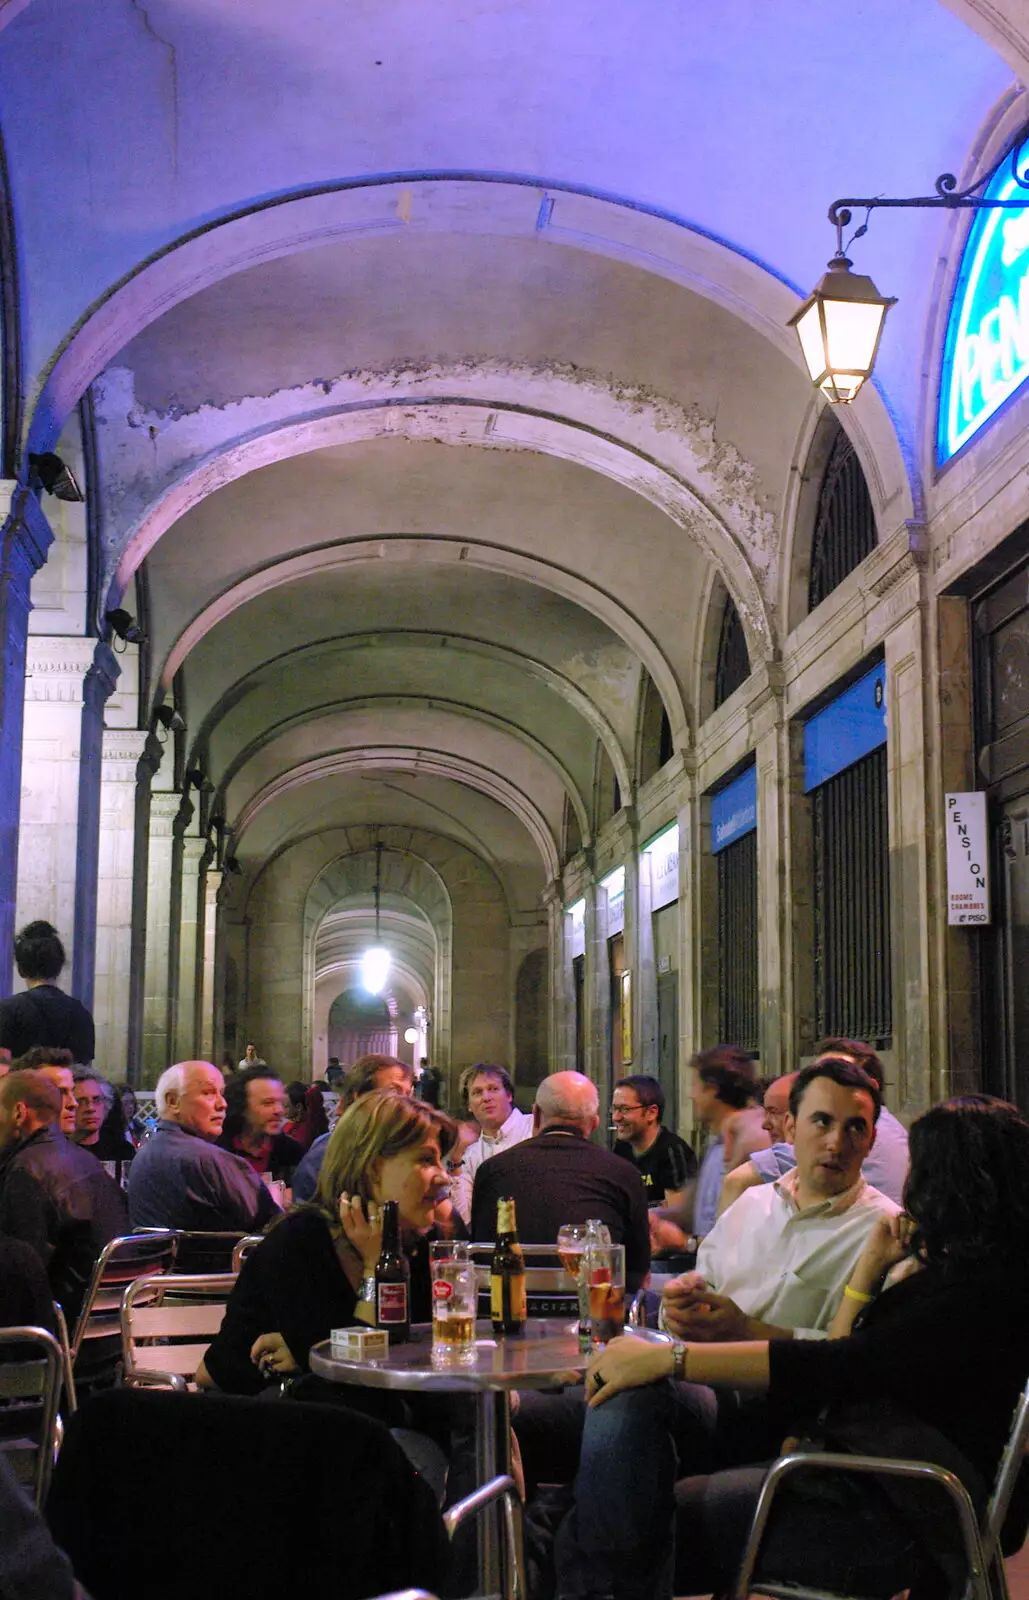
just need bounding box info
[339,1192,384,1271]
[853,1213,915,1290]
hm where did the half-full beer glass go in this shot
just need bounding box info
[430,1240,477,1362]
[585,1242,625,1347]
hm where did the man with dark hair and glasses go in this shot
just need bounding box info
[611,1074,696,1207]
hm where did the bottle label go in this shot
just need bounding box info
[377,1282,409,1324]
[491,1272,527,1324]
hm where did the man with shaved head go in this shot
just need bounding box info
[127,1061,281,1249]
[0,1068,127,1322]
[471,1070,650,1291]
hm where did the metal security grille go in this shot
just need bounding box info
[717,829,759,1052]
[714,597,750,708]
[809,430,877,610]
[812,744,892,1046]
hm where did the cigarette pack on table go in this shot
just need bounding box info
[331,1326,389,1360]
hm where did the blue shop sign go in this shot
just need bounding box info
[711,765,757,854]
[804,663,887,792]
[939,134,1029,463]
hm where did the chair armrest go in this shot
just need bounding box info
[123,1370,189,1392]
[444,1473,523,1600]
[730,1449,988,1600]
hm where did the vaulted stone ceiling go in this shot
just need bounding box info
[0,0,1021,908]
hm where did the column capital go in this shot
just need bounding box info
[149,790,182,836]
[23,635,100,702]
[84,642,121,712]
[0,485,54,597]
[181,835,207,866]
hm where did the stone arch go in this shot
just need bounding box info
[241,824,514,1090]
[304,847,452,1072]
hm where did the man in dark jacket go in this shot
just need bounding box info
[0,1069,127,1324]
[0,922,94,1063]
[471,1070,650,1290]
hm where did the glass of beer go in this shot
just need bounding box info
[430,1242,477,1362]
[586,1243,626,1347]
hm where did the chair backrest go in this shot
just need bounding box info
[172,1230,246,1273]
[231,1234,265,1271]
[121,1272,237,1386]
[983,1374,1029,1562]
[47,1388,451,1600]
[0,1325,64,1506]
[70,1230,178,1360]
[468,1244,579,1316]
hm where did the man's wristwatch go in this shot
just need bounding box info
[671,1340,688,1381]
[359,1276,377,1305]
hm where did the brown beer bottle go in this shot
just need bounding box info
[490,1196,527,1336]
[374,1200,410,1343]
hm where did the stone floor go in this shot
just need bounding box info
[686,1545,1029,1597]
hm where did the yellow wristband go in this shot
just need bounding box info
[843,1284,874,1305]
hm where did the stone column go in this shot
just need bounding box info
[750,666,787,1077]
[72,643,120,1008]
[543,880,571,1071]
[94,728,149,1074]
[172,832,206,1062]
[126,734,164,1084]
[0,486,53,993]
[15,635,101,974]
[141,791,179,1082]
[199,858,222,1061]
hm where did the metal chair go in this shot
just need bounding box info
[170,1229,247,1273]
[0,1325,64,1506]
[121,1271,237,1389]
[231,1233,265,1271]
[727,1375,1029,1600]
[469,1243,580,1317]
[69,1230,178,1389]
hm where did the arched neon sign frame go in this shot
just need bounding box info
[939,134,1029,464]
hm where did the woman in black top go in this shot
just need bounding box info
[557,1096,1029,1600]
[199,1090,457,1394]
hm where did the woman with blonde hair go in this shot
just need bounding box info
[198,1089,458,1394]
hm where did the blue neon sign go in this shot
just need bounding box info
[939,135,1029,463]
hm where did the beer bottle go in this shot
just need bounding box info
[491,1196,527,1336]
[374,1200,410,1343]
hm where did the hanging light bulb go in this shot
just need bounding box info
[360,840,391,994]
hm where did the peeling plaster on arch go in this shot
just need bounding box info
[213,694,594,848]
[100,362,776,647]
[30,173,813,445]
[234,747,561,882]
[194,630,633,803]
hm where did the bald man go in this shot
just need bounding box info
[470,1070,650,1290]
[128,1061,281,1248]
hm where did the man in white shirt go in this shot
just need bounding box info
[449,1064,534,1224]
[515,1058,897,1498]
[549,1058,901,1600]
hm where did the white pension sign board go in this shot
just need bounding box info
[945,792,990,925]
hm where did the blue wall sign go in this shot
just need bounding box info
[939,134,1029,463]
[804,663,887,792]
[711,765,757,854]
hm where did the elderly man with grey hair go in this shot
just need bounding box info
[470,1070,650,1290]
[128,1061,280,1252]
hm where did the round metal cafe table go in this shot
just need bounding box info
[309,1317,586,1598]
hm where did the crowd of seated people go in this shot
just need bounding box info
[5,913,1029,1599]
